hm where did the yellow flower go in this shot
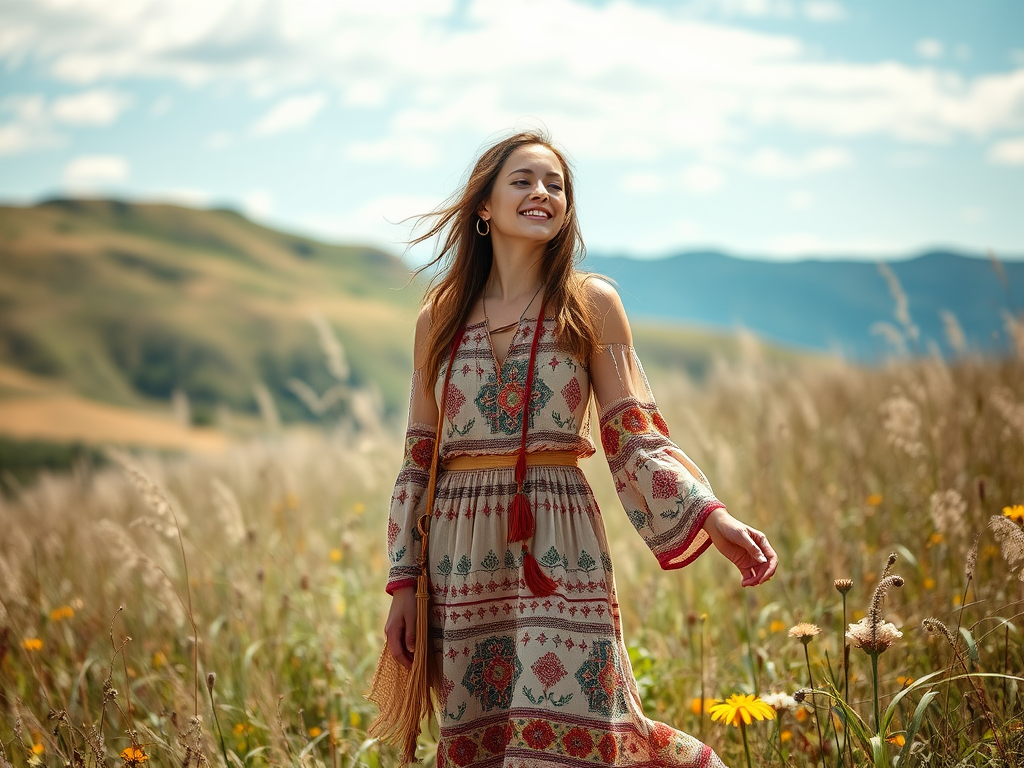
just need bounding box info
[923,577,935,590]
[49,605,74,621]
[896,676,914,687]
[349,711,361,727]
[353,502,366,515]
[22,638,43,652]
[308,726,322,738]
[886,734,906,747]
[690,697,719,716]
[121,746,148,765]
[769,620,786,633]
[1003,504,1024,523]
[795,707,809,722]
[152,651,167,669]
[329,548,342,563]
[866,494,883,507]
[708,694,777,727]
[780,729,792,743]
[232,723,247,736]
[928,532,944,547]
[32,743,44,756]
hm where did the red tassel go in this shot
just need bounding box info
[514,451,527,485]
[507,491,534,542]
[522,547,558,596]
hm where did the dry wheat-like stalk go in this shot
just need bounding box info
[989,516,1024,580]
[211,479,247,547]
[990,387,1024,442]
[309,312,350,383]
[930,489,969,539]
[922,617,957,648]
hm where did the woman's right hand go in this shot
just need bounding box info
[385,586,417,669]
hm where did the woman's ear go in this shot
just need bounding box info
[477,203,490,221]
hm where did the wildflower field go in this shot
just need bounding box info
[1,321,1023,768]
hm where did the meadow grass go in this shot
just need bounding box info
[1,329,1023,767]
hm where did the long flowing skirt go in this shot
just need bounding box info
[428,465,726,768]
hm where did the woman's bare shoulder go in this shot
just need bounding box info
[579,274,631,345]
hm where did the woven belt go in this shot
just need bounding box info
[442,450,579,472]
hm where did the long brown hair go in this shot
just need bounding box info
[412,130,601,394]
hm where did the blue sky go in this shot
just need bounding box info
[1,0,1022,263]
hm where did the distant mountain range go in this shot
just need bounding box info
[584,250,1024,359]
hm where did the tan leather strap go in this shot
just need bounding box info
[442,450,579,472]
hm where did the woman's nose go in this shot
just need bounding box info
[530,181,549,199]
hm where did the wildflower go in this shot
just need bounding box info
[349,711,360,727]
[232,723,248,736]
[886,734,906,747]
[49,605,74,621]
[923,577,935,589]
[866,494,883,507]
[780,730,792,743]
[1004,504,1024,523]
[709,694,776,726]
[846,617,902,654]
[308,726,322,738]
[330,548,342,563]
[896,676,914,687]
[795,707,809,722]
[121,746,148,765]
[32,743,44,756]
[152,651,167,669]
[759,692,799,712]
[22,638,43,652]
[353,502,366,515]
[769,620,786,633]
[788,623,821,644]
[690,697,719,716]
[834,578,853,594]
[928,532,944,547]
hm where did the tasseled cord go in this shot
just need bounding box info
[506,299,558,597]
[367,330,464,765]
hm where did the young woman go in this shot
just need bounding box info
[382,131,777,767]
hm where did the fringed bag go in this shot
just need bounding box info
[365,329,463,765]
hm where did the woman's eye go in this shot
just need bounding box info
[548,184,563,192]
[512,179,528,186]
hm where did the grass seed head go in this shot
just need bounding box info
[922,617,957,648]
[834,578,853,594]
[989,515,1024,577]
[788,623,821,644]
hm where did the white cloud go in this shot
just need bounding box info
[0,94,63,155]
[205,131,235,150]
[802,1,846,22]
[51,88,132,125]
[63,155,130,187]
[250,93,328,137]
[622,172,665,195]
[242,188,274,218]
[681,165,726,194]
[343,136,440,168]
[987,136,1024,166]
[747,146,853,177]
[787,189,814,210]
[916,39,944,60]
[299,194,443,255]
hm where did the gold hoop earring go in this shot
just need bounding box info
[476,218,490,236]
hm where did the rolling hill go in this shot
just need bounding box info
[585,250,1024,359]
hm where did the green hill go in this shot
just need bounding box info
[0,198,422,425]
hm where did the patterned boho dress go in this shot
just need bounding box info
[386,315,728,768]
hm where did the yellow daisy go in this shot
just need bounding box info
[709,694,777,727]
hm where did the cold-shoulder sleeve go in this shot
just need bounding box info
[592,344,724,569]
[385,367,438,594]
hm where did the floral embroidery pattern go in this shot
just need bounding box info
[445,387,467,421]
[561,377,582,412]
[574,640,627,717]
[410,437,434,469]
[651,469,679,500]
[475,356,553,435]
[462,636,522,711]
[532,652,567,691]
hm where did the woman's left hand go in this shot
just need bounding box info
[703,508,778,587]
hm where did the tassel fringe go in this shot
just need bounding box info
[522,547,558,596]
[507,492,534,543]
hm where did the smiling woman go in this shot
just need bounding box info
[368,130,778,768]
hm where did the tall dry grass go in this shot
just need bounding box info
[1,317,1023,767]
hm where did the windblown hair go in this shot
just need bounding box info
[411,130,601,395]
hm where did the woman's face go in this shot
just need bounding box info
[479,144,567,245]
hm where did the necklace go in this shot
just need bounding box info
[482,283,544,335]
[482,283,544,376]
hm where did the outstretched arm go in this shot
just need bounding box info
[587,278,777,586]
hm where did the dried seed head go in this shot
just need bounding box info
[206,672,216,693]
[834,578,853,594]
[922,617,957,648]
[792,688,809,703]
[965,535,979,581]
[882,552,899,578]
[990,515,1024,577]
[847,618,903,654]
[788,623,822,644]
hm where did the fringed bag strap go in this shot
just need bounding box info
[393,327,465,765]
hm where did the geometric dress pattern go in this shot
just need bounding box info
[386,317,727,767]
